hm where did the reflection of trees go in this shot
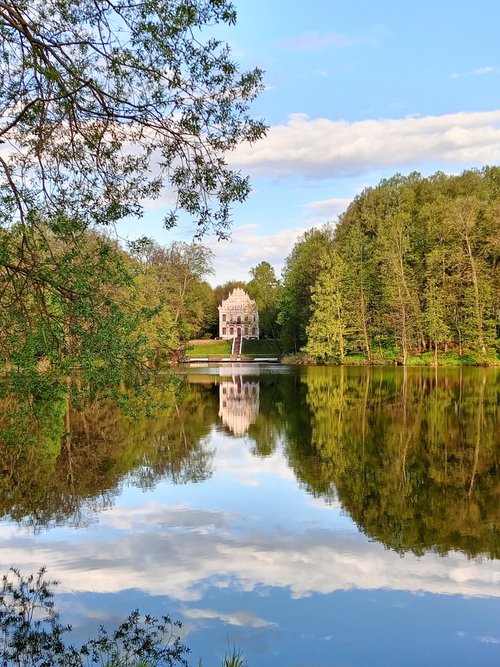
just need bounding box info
[0,384,218,530]
[290,366,500,559]
[4,366,500,560]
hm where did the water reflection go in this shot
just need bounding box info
[1,365,500,666]
[293,367,500,559]
[1,365,499,559]
[0,384,217,530]
[219,376,260,435]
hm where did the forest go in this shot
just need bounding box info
[279,168,500,365]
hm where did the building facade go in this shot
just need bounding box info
[218,288,259,339]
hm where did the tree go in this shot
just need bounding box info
[278,226,335,353]
[246,261,280,339]
[424,278,450,364]
[0,0,266,237]
[0,226,153,403]
[304,252,346,362]
[0,0,266,400]
[129,237,215,342]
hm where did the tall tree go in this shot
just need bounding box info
[278,226,335,353]
[304,252,346,362]
[246,261,280,339]
[129,238,215,342]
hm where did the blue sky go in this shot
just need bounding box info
[122,0,500,285]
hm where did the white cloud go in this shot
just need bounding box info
[303,197,352,222]
[453,66,495,78]
[230,110,500,179]
[205,224,314,284]
[473,66,494,75]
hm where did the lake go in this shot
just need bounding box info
[1,364,500,666]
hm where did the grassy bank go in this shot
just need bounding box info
[281,350,500,366]
[184,339,232,358]
[184,338,280,360]
[241,339,280,357]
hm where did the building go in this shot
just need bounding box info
[218,288,259,340]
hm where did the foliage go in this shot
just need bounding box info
[279,169,500,364]
[245,261,281,340]
[304,251,346,362]
[277,226,335,353]
[129,237,216,345]
[0,0,266,237]
[0,0,266,403]
[0,226,158,406]
[221,647,247,667]
[0,568,189,667]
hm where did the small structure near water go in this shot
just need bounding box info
[218,288,259,341]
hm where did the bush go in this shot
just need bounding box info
[0,568,189,667]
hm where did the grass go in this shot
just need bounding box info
[185,339,232,357]
[184,338,281,359]
[281,347,500,366]
[241,338,280,357]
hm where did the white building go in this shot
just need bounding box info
[218,288,259,340]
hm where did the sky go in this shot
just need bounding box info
[121,0,500,286]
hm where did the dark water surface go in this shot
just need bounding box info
[1,365,500,666]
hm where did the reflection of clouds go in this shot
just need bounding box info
[479,636,500,644]
[183,607,275,628]
[2,503,500,603]
[210,429,296,486]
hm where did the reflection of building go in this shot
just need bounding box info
[218,288,259,340]
[219,376,260,436]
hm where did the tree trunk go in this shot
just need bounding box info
[464,233,486,354]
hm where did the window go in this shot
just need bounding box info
[222,314,226,322]
[230,327,234,335]
[222,327,226,335]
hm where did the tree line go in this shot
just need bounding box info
[278,168,500,364]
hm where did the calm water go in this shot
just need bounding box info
[1,365,500,666]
